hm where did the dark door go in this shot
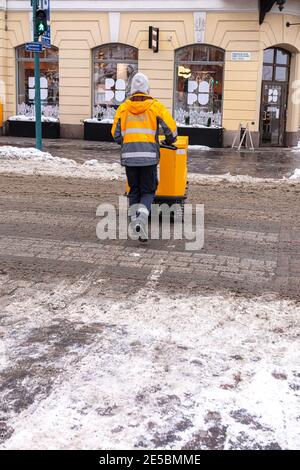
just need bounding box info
[260,81,288,147]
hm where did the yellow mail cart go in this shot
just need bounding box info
[126,135,189,217]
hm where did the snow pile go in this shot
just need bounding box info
[84,118,114,124]
[188,145,211,150]
[1,146,300,185]
[0,146,124,180]
[289,169,300,180]
[188,172,277,184]
[8,115,59,123]
[0,146,75,165]
[177,123,222,129]
[0,276,299,450]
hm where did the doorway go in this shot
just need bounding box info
[260,47,291,147]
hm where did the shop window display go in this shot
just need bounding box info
[15,45,59,120]
[174,45,224,128]
[92,44,138,122]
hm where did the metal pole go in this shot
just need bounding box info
[32,0,42,150]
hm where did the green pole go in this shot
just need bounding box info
[32,0,42,150]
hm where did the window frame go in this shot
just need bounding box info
[173,44,225,127]
[92,42,138,117]
[262,47,291,83]
[15,44,59,117]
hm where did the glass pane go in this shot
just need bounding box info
[264,48,274,64]
[16,47,32,59]
[18,60,34,108]
[17,58,59,117]
[209,47,224,62]
[94,44,138,61]
[174,63,223,127]
[175,46,193,62]
[108,44,126,60]
[275,66,287,81]
[40,62,60,106]
[276,49,289,65]
[93,61,138,113]
[262,107,280,145]
[44,47,59,60]
[263,65,273,80]
[192,45,208,62]
[122,45,138,61]
[262,83,281,105]
[94,45,109,61]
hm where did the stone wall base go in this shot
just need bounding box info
[60,124,84,140]
[223,130,260,148]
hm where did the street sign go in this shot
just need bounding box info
[42,26,51,48]
[41,0,51,48]
[231,51,252,61]
[26,42,43,53]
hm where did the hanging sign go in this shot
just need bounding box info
[41,0,51,48]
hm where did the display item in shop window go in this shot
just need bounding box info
[17,103,59,119]
[93,105,116,122]
[175,108,222,128]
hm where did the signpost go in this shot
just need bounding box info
[30,0,50,150]
[32,0,42,150]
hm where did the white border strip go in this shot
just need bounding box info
[1,0,300,15]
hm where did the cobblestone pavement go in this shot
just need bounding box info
[1,136,300,179]
[0,173,299,298]
[0,170,299,449]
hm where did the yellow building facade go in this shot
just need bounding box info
[1,0,300,147]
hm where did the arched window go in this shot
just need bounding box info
[92,43,138,120]
[16,45,59,119]
[262,47,291,82]
[174,44,224,127]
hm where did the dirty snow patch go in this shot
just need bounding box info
[289,169,300,180]
[188,172,282,184]
[0,146,75,165]
[0,146,124,180]
[188,145,211,150]
[0,281,299,450]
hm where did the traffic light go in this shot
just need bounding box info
[35,9,47,37]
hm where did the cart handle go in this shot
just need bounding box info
[160,142,178,150]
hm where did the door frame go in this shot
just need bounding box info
[259,80,288,147]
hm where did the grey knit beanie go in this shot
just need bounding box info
[131,73,150,95]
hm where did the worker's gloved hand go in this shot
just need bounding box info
[160,140,177,149]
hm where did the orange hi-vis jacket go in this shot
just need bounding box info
[111,93,177,167]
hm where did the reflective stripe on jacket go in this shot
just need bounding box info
[111,94,177,167]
